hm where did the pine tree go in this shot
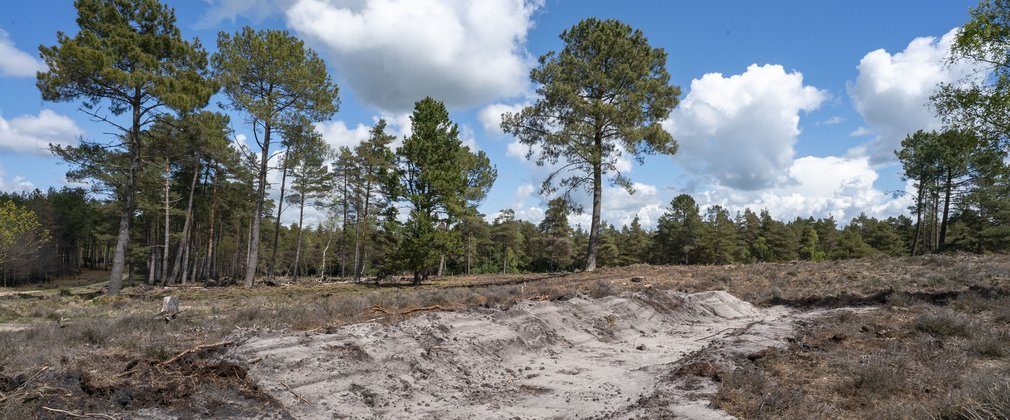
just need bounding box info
[502,18,680,272]
[212,27,339,287]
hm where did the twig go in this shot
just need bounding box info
[282,382,310,404]
[157,341,234,366]
[40,406,118,420]
[370,304,392,315]
[695,327,735,341]
[399,305,450,316]
[152,308,187,320]
[0,365,49,403]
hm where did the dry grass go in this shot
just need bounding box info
[1,253,1009,418]
[711,296,1010,419]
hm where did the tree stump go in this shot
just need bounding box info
[161,296,180,314]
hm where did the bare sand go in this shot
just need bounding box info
[231,288,819,419]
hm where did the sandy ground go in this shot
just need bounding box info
[230,288,826,419]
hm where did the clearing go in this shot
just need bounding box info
[1,254,1009,419]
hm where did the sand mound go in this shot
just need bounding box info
[231,289,797,419]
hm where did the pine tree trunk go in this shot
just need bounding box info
[341,174,349,279]
[911,181,925,256]
[584,159,602,272]
[268,155,290,280]
[292,192,306,279]
[204,167,218,281]
[161,159,171,285]
[320,228,332,281]
[245,122,272,288]
[147,222,156,286]
[939,171,952,250]
[109,101,144,295]
[170,157,201,283]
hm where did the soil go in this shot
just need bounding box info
[230,288,835,419]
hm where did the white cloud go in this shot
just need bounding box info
[664,64,827,190]
[512,182,534,209]
[848,28,983,164]
[286,0,540,111]
[196,0,293,28]
[0,109,84,155]
[694,155,909,223]
[0,167,35,192]
[379,111,413,139]
[478,102,527,136]
[315,120,371,151]
[542,181,664,229]
[819,116,843,125]
[0,27,46,77]
[849,126,871,137]
[460,125,480,151]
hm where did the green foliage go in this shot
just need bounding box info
[0,201,51,278]
[212,27,338,129]
[390,97,497,283]
[798,226,826,261]
[212,26,339,286]
[503,18,680,270]
[39,0,215,293]
[652,194,703,264]
[38,0,213,115]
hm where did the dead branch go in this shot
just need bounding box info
[41,406,118,420]
[695,327,734,341]
[157,341,234,366]
[282,381,310,404]
[399,305,450,316]
[0,365,49,404]
[370,304,392,315]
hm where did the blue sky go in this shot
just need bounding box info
[0,0,980,228]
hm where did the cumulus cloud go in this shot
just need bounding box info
[849,127,871,137]
[196,0,293,28]
[664,64,827,190]
[694,155,909,223]
[512,182,534,209]
[460,125,479,151]
[0,27,46,77]
[315,120,371,151]
[478,102,527,136]
[562,182,664,229]
[0,110,84,155]
[0,167,35,192]
[286,0,540,111]
[819,116,843,125]
[849,28,983,164]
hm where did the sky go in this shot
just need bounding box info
[0,0,982,229]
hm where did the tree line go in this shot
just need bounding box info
[3,0,1010,290]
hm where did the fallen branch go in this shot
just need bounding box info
[371,304,451,317]
[282,381,310,404]
[40,406,118,420]
[695,327,734,342]
[399,305,450,316]
[0,365,49,404]
[157,341,234,366]
[370,304,392,315]
[152,308,187,321]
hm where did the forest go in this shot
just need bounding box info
[1,0,1009,291]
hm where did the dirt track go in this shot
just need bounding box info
[231,288,835,419]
